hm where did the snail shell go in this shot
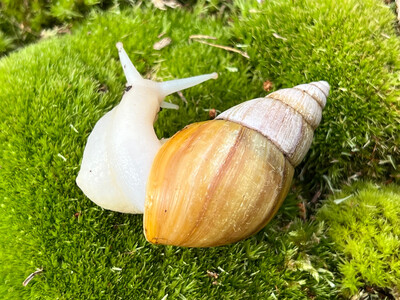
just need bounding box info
[144,81,329,247]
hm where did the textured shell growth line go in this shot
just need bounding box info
[216,81,329,166]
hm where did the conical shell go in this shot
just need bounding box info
[144,81,329,247]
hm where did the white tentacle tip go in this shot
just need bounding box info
[211,72,218,79]
[116,42,124,51]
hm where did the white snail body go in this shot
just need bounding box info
[76,43,217,213]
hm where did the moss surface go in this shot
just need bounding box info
[0,0,120,55]
[0,0,399,298]
[318,182,400,298]
[232,0,400,194]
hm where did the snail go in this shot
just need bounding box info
[76,42,218,213]
[144,80,329,247]
[77,43,329,247]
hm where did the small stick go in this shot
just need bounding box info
[153,37,172,50]
[193,40,249,59]
[57,153,67,162]
[189,34,217,40]
[272,33,287,41]
[396,0,400,24]
[177,91,188,104]
[23,269,43,287]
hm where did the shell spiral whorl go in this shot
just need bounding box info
[216,81,329,166]
[144,81,330,247]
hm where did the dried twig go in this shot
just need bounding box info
[152,0,181,10]
[396,0,400,24]
[189,34,217,40]
[57,153,67,162]
[193,40,249,59]
[311,189,322,204]
[40,25,71,40]
[157,32,166,38]
[177,91,188,104]
[207,269,219,284]
[23,269,43,287]
[153,37,172,50]
[207,270,219,279]
[272,33,287,41]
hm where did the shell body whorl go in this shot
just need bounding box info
[144,81,329,247]
[144,120,294,247]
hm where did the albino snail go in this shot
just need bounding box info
[77,43,330,247]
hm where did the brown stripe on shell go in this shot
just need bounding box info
[183,124,246,245]
[162,122,214,244]
[180,123,291,246]
[169,121,241,245]
[195,126,278,245]
[250,155,294,235]
[211,129,291,245]
[145,121,246,247]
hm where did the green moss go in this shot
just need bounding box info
[231,0,400,194]
[0,6,339,299]
[317,182,400,297]
[0,0,137,55]
[0,30,12,55]
[0,0,399,298]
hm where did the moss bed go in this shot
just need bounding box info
[0,0,399,299]
[318,182,400,298]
